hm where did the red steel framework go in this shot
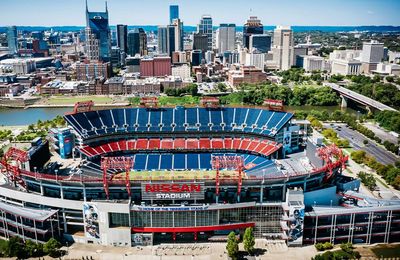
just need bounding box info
[140,97,159,109]
[101,156,134,199]
[66,100,94,115]
[1,147,29,188]
[211,155,244,202]
[317,144,347,181]
[200,97,220,108]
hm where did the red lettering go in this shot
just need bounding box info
[161,184,171,192]
[145,183,202,193]
[191,184,201,192]
[181,184,189,192]
[171,184,180,192]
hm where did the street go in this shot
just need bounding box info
[323,123,399,165]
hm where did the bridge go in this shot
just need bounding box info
[324,82,398,112]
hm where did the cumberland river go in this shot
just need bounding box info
[0,106,360,126]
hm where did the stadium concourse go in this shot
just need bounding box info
[0,98,399,248]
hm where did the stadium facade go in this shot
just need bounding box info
[0,103,399,247]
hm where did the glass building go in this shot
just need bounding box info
[127,28,147,56]
[85,1,111,62]
[249,34,272,53]
[7,26,18,55]
[198,15,213,50]
[243,16,264,50]
[169,5,179,24]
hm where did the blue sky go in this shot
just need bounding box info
[0,0,399,26]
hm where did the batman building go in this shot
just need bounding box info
[85,0,111,62]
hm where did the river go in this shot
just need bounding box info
[0,106,361,126]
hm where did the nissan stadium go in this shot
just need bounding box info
[0,97,399,247]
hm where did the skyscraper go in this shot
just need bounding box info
[193,33,208,54]
[127,28,147,56]
[197,15,213,50]
[85,0,111,61]
[116,24,128,54]
[243,16,263,50]
[249,34,271,53]
[272,26,294,70]
[172,19,183,53]
[7,26,18,55]
[169,5,179,24]
[158,26,168,54]
[167,25,176,57]
[216,23,236,54]
[361,40,384,73]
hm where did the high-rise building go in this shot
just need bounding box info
[216,24,236,54]
[193,33,208,54]
[127,28,147,56]
[169,5,179,24]
[197,15,213,50]
[7,26,18,55]
[167,25,176,57]
[172,19,183,53]
[249,34,271,53]
[243,16,263,50]
[116,24,128,53]
[272,26,294,70]
[85,0,111,61]
[157,26,168,54]
[361,40,384,73]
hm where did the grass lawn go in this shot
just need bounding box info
[47,96,113,105]
[159,96,200,106]
[113,169,237,181]
[370,244,400,258]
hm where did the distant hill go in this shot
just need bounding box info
[1,25,400,33]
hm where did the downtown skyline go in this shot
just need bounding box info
[1,0,400,27]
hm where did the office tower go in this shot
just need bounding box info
[361,40,384,63]
[158,26,168,54]
[85,0,111,61]
[272,26,294,70]
[167,25,176,57]
[216,24,236,54]
[193,33,208,54]
[197,15,213,50]
[191,50,203,66]
[243,16,263,50]
[127,28,147,56]
[7,26,18,55]
[361,40,384,73]
[172,19,183,53]
[249,34,271,53]
[116,24,128,53]
[169,5,179,24]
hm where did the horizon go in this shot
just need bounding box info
[0,0,400,27]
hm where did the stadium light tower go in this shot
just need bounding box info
[101,156,134,199]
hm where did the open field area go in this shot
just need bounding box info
[46,96,114,105]
[113,170,238,181]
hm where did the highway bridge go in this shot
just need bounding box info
[324,82,398,112]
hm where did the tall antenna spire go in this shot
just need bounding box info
[85,0,88,12]
[105,1,108,12]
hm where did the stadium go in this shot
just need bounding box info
[0,97,399,247]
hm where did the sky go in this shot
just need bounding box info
[0,0,399,27]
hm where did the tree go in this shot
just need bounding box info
[226,232,239,260]
[43,238,62,258]
[243,227,255,255]
[5,237,25,258]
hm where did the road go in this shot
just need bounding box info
[323,123,399,165]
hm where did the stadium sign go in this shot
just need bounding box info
[141,182,204,200]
